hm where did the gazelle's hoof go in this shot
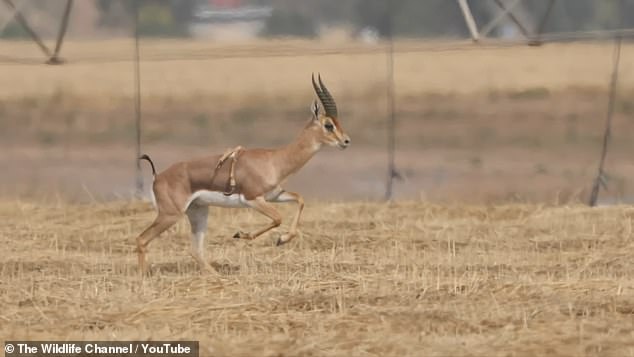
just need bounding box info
[233,231,251,240]
[276,233,295,246]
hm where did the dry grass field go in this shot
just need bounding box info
[1,199,634,356]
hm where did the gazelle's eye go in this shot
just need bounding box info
[324,123,334,131]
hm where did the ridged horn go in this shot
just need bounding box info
[312,73,338,118]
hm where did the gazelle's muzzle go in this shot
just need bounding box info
[338,135,351,149]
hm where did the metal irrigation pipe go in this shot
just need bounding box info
[384,0,398,201]
[588,0,625,207]
[133,0,143,198]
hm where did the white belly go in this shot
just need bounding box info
[186,191,249,209]
[184,187,284,210]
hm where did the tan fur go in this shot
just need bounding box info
[135,77,350,275]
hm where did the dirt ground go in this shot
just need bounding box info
[1,200,634,356]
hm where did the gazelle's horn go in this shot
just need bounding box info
[312,73,338,118]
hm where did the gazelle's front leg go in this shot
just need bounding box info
[233,196,282,240]
[272,191,304,246]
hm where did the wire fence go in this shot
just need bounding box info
[1,0,634,204]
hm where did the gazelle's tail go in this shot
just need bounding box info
[139,154,157,209]
[139,154,156,178]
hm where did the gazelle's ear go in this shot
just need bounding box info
[310,100,320,119]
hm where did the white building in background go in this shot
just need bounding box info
[190,0,272,41]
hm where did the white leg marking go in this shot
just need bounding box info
[186,205,209,259]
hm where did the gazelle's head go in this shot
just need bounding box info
[310,73,351,149]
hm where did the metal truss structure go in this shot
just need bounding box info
[1,0,73,64]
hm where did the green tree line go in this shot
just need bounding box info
[3,0,634,39]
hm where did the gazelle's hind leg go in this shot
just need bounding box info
[186,204,218,274]
[136,213,180,275]
[271,191,305,246]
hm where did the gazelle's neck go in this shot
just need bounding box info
[275,122,322,179]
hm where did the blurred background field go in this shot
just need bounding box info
[2,40,634,203]
[1,0,634,203]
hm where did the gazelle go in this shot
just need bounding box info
[135,74,350,274]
